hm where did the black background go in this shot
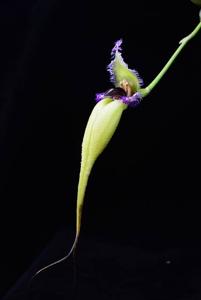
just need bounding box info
[0,0,201,299]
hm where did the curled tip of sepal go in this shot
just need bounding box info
[111,39,123,57]
[107,39,143,93]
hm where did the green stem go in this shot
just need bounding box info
[139,21,201,98]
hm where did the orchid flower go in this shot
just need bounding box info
[33,10,201,278]
[69,39,144,257]
[96,39,143,107]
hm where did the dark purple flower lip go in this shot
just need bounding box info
[96,87,126,102]
[104,87,127,98]
[96,87,142,108]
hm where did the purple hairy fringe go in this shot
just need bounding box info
[95,93,105,102]
[120,92,142,107]
[95,91,142,108]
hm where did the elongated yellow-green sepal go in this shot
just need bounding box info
[74,98,127,247]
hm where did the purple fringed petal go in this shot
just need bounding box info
[95,92,105,102]
[95,91,142,108]
[120,92,142,107]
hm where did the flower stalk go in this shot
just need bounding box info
[139,20,201,98]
